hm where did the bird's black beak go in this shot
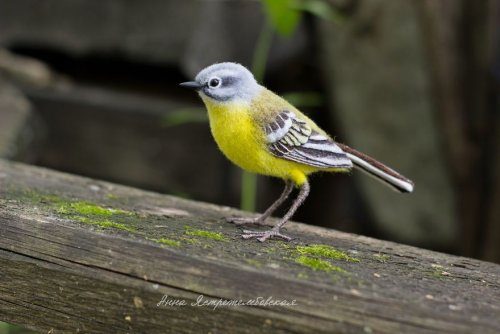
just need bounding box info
[179,81,203,90]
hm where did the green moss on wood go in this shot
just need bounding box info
[18,190,137,233]
[427,267,451,280]
[295,256,346,273]
[184,226,227,241]
[57,201,129,216]
[430,270,445,279]
[155,238,181,247]
[106,193,120,200]
[21,191,64,204]
[373,254,390,263]
[179,236,202,245]
[75,216,136,232]
[296,244,359,262]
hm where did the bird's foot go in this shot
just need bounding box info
[241,228,291,242]
[225,216,265,226]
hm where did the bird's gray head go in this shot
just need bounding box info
[180,62,261,103]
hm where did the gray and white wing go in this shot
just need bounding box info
[264,110,353,168]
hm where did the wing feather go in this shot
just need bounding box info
[264,111,352,168]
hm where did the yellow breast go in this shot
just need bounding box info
[202,98,317,184]
[204,99,263,173]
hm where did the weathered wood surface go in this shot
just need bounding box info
[0,160,499,334]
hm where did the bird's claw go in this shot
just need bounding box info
[241,228,291,242]
[225,216,265,226]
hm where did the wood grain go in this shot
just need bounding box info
[0,160,498,333]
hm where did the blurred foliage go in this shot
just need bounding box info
[292,0,345,23]
[262,0,343,37]
[261,0,302,36]
[0,322,35,334]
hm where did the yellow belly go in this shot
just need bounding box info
[204,100,317,185]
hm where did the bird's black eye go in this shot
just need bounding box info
[208,78,221,88]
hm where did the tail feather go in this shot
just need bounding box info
[338,143,414,193]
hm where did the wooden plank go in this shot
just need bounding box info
[0,159,499,333]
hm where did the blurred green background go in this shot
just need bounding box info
[0,0,498,331]
[0,323,31,334]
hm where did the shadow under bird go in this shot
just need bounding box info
[180,62,414,242]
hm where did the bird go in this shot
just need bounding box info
[180,62,414,242]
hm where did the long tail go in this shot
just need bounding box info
[337,143,414,193]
